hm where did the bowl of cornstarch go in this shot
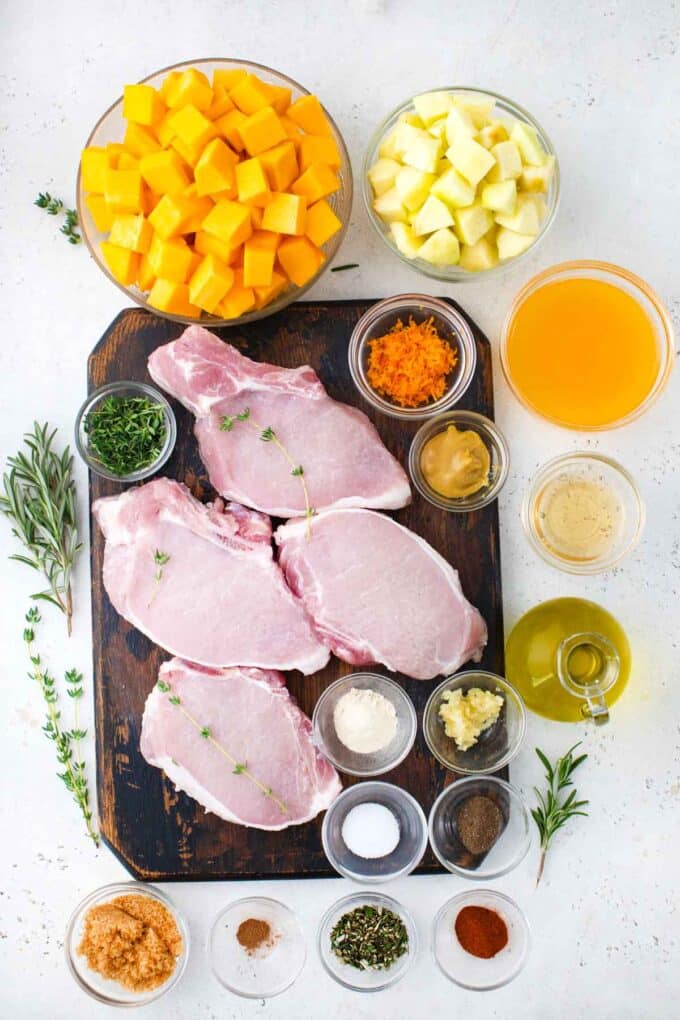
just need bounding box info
[321,781,428,882]
[312,673,417,777]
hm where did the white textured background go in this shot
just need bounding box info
[0,1,678,1017]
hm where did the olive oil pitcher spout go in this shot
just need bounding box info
[556,632,620,725]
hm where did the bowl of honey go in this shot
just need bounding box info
[500,261,674,430]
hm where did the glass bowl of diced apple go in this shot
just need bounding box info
[77,58,353,325]
[363,88,559,280]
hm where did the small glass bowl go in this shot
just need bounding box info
[75,380,177,482]
[65,881,189,1007]
[318,891,417,991]
[348,294,476,420]
[428,776,531,879]
[312,673,417,777]
[500,260,674,430]
[322,781,428,883]
[423,672,526,775]
[409,410,510,512]
[363,87,559,282]
[208,897,305,999]
[522,452,645,574]
[432,889,530,990]
[77,58,352,327]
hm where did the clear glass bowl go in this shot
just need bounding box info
[318,891,417,991]
[208,897,305,999]
[77,58,353,326]
[321,781,428,882]
[500,260,675,430]
[64,882,189,1007]
[432,889,530,990]
[348,294,477,420]
[522,452,645,574]
[74,380,177,481]
[423,671,526,775]
[363,87,559,282]
[409,410,510,512]
[428,776,531,879]
[312,673,417,777]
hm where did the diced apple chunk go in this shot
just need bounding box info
[428,118,448,140]
[520,154,556,192]
[453,93,496,128]
[459,236,498,271]
[417,227,460,266]
[395,166,435,211]
[397,111,425,129]
[444,106,476,146]
[393,122,430,157]
[477,121,509,149]
[446,135,496,187]
[378,129,401,160]
[495,193,543,234]
[487,140,523,182]
[373,187,407,223]
[496,227,535,260]
[481,179,517,215]
[390,221,422,259]
[412,194,454,236]
[368,157,400,196]
[453,203,494,245]
[413,91,454,125]
[510,121,546,166]
[402,135,443,173]
[431,166,475,209]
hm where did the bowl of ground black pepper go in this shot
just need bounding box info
[429,776,531,879]
[433,889,530,990]
[208,896,305,999]
[75,381,176,482]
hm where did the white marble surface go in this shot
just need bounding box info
[1,1,679,1017]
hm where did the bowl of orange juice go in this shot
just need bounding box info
[500,261,674,430]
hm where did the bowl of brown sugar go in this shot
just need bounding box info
[65,882,189,1006]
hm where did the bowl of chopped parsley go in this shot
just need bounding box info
[317,892,416,991]
[75,381,176,482]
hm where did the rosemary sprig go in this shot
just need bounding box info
[35,193,81,243]
[147,550,170,607]
[24,608,99,846]
[1,423,82,635]
[532,742,589,886]
[220,408,315,534]
[156,679,288,816]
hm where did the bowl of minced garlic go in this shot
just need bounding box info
[65,883,188,1005]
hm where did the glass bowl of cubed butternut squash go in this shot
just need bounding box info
[77,59,352,324]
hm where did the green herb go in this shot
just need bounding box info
[330,905,408,970]
[35,192,81,243]
[35,192,63,215]
[1,423,81,635]
[219,416,234,432]
[23,608,99,846]
[60,208,82,245]
[532,743,589,886]
[147,550,170,608]
[260,426,276,442]
[84,395,167,476]
[331,263,359,272]
[155,679,288,816]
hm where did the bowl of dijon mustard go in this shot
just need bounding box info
[408,410,510,512]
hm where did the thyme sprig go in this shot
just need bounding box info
[35,192,63,215]
[532,743,589,886]
[1,423,82,635]
[24,608,99,846]
[83,395,167,476]
[331,263,359,272]
[220,408,314,534]
[35,192,81,243]
[147,550,170,607]
[156,679,288,816]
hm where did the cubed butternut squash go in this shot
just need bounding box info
[286,94,333,136]
[235,157,271,206]
[212,68,247,92]
[117,152,139,171]
[137,253,156,291]
[168,104,216,151]
[280,115,304,147]
[305,198,342,247]
[292,162,340,203]
[105,142,127,168]
[123,84,166,126]
[214,108,248,152]
[171,135,203,168]
[139,149,191,195]
[108,213,153,253]
[207,87,235,121]
[229,74,272,115]
[188,253,235,313]
[81,147,110,193]
[123,122,161,158]
[104,168,144,213]
[147,234,195,282]
[167,68,213,112]
[277,235,325,286]
[100,241,140,285]
[194,229,240,264]
[194,138,239,197]
[85,193,115,232]
[253,269,288,308]
[243,236,276,287]
[218,269,256,318]
[261,192,307,235]
[298,134,341,171]
[249,205,264,229]
[154,114,176,148]
[160,71,181,104]
[240,107,287,157]
[148,191,213,239]
[259,141,298,191]
[202,198,253,247]
[148,279,201,316]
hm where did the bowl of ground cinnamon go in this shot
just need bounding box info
[348,294,477,421]
[433,889,530,990]
[65,882,189,1006]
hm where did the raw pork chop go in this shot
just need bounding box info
[93,478,328,674]
[148,326,411,517]
[276,508,487,680]
[141,658,341,830]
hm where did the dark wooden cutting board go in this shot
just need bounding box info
[88,300,504,880]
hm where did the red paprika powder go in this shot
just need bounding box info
[454,905,508,959]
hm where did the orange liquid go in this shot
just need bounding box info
[506,277,660,428]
